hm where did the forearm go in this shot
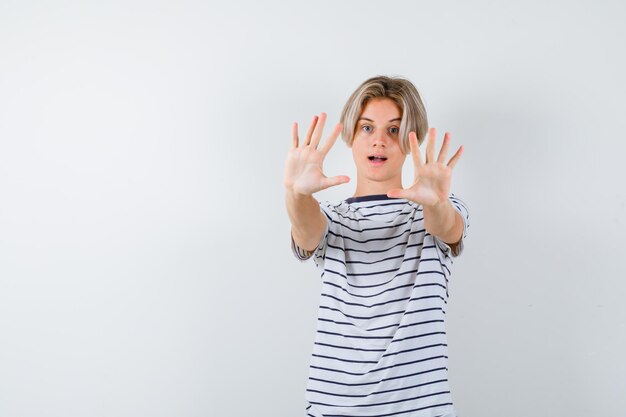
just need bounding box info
[423,199,463,244]
[285,189,326,252]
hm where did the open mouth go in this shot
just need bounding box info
[368,156,388,162]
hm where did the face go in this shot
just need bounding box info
[351,97,407,189]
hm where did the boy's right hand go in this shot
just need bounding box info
[283,112,350,196]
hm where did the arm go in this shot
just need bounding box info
[423,200,464,251]
[285,191,326,253]
[284,112,349,253]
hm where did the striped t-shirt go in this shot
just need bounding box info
[291,193,470,417]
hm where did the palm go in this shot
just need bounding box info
[284,151,327,195]
[388,128,463,207]
[283,113,349,196]
[406,163,453,206]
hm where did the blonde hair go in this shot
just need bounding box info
[339,75,428,154]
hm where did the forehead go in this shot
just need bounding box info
[359,97,402,121]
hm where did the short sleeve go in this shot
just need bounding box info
[290,202,334,264]
[434,194,470,258]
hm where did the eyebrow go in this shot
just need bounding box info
[358,117,402,123]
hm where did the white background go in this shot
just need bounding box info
[1,1,625,416]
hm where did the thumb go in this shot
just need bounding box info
[320,175,350,190]
[387,188,410,199]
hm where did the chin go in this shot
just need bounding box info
[365,173,395,184]
[367,167,400,180]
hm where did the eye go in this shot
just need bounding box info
[389,127,399,135]
[361,124,372,133]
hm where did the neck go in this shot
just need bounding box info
[353,176,403,198]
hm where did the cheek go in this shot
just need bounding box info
[395,152,408,167]
[351,140,366,157]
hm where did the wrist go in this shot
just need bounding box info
[423,198,455,235]
[285,186,314,201]
[423,196,450,211]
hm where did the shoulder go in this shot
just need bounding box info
[318,199,353,221]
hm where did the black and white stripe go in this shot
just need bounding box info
[293,194,469,417]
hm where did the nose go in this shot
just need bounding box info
[372,130,388,147]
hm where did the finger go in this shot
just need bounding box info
[387,188,410,199]
[447,145,464,169]
[409,132,423,169]
[437,132,451,163]
[310,112,327,148]
[426,127,436,163]
[320,175,350,190]
[319,122,343,157]
[291,122,299,148]
[303,115,319,147]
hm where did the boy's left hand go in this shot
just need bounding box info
[387,127,463,207]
